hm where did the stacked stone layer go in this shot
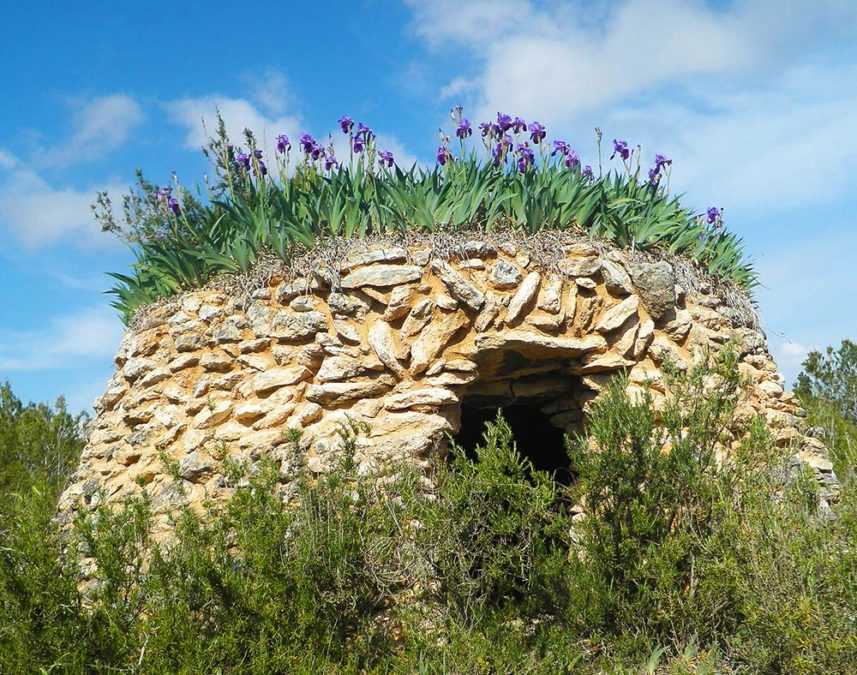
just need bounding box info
[58,238,836,531]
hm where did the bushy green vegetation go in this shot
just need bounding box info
[95,115,756,323]
[2,351,855,673]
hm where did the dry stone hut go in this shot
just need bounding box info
[57,234,837,533]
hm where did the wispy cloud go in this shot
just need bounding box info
[0,163,124,248]
[40,94,144,167]
[0,305,123,372]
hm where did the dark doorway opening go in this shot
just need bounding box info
[456,402,573,485]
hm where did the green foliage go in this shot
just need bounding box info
[2,357,856,672]
[796,339,857,423]
[98,122,757,323]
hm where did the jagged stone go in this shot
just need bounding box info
[384,388,459,411]
[431,260,485,311]
[595,296,639,334]
[537,275,563,314]
[506,272,541,324]
[600,258,633,295]
[368,320,405,378]
[305,377,394,405]
[382,285,416,321]
[328,292,369,318]
[253,366,311,394]
[340,245,407,271]
[410,311,469,375]
[271,310,328,341]
[489,260,522,289]
[559,257,601,277]
[475,331,606,357]
[627,260,675,321]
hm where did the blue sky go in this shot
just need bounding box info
[1,0,855,412]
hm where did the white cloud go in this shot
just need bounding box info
[166,94,302,161]
[41,94,144,167]
[0,148,17,169]
[0,164,123,248]
[0,305,123,372]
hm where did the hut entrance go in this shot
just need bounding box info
[456,400,573,485]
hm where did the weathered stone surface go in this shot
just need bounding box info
[200,351,233,373]
[384,388,459,411]
[340,245,407,271]
[368,320,405,378]
[382,285,416,321]
[475,331,606,357]
[489,260,522,289]
[559,257,601,277]
[401,299,434,338]
[627,260,675,321]
[600,258,633,295]
[410,311,470,375]
[506,272,541,324]
[328,292,369,318]
[431,260,485,311]
[595,296,639,334]
[341,264,422,289]
[193,400,233,429]
[271,310,328,341]
[305,378,394,405]
[253,366,311,394]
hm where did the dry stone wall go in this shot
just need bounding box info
[58,237,838,534]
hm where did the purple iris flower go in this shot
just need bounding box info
[299,134,317,155]
[456,118,472,140]
[565,150,580,170]
[529,122,546,144]
[379,150,394,167]
[551,140,570,156]
[654,153,671,169]
[611,139,630,161]
[234,151,251,170]
[436,145,451,165]
[479,121,493,138]
[356,122,374,141]
[156,186,172,199]
[338,115,354,134]
[491,142,505,166]
[707,207,721,225]
[324,152,338,171]
[516,143,535,172]
[311,144,324,161]
[256,160,268,176]
[276,134,291,154]
[496,112,513,133]
[582,165,593,180]
[512,116,527,133]
[167,196,180,215]
[352,136,365,154]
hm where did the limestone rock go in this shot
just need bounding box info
[595,295,639,334]
[410,311,469,375]
[384,388,459,411]
[506,272,541,324]
[193,401,233,429]
[559,257,601,277]
[627,260,675,321]
[328,292,369,318]
[253,366,311,394]
[382,285,416,321]
[306,377,394,405]
[368,320,405,378]
[431,260,485,311]
[401,299,434,338]
[537,275,563,314]
[341,245,407,271]
[341,264,422,289]
[600,258,633,295]
[475,331,606,357]
[271,310,328,341]
[489,260,522,289]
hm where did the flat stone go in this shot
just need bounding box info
[238,354,269,371]
[474,292,500,332]
[123,358,155,382]
[340,245,407,271]
[627,260,675,321]
[253,366,311,394]
[436,294,459,311]
[634,319,655,357]
[139,367,171,388]
[575,277,596,290]
[239,338,269,353]
[431,260,485,311]
[384,387,459,411]
[595,295,639,333]
[198,304,224,322]
[368,320,406,378]
[577,352,637,373]
[271,310,328,341]
[475,331,606,357]
[316,355,373,383]
[506,272,541,324]
[305,377,394,405]
[193,400,233,429]
[275,277,323,303]
[341,264,422,289]
[489,260,523,289]
[289,296,317,312]
[410,311,470,375]
[199,351,233,372]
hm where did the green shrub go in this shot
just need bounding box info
[1,357,856,672]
